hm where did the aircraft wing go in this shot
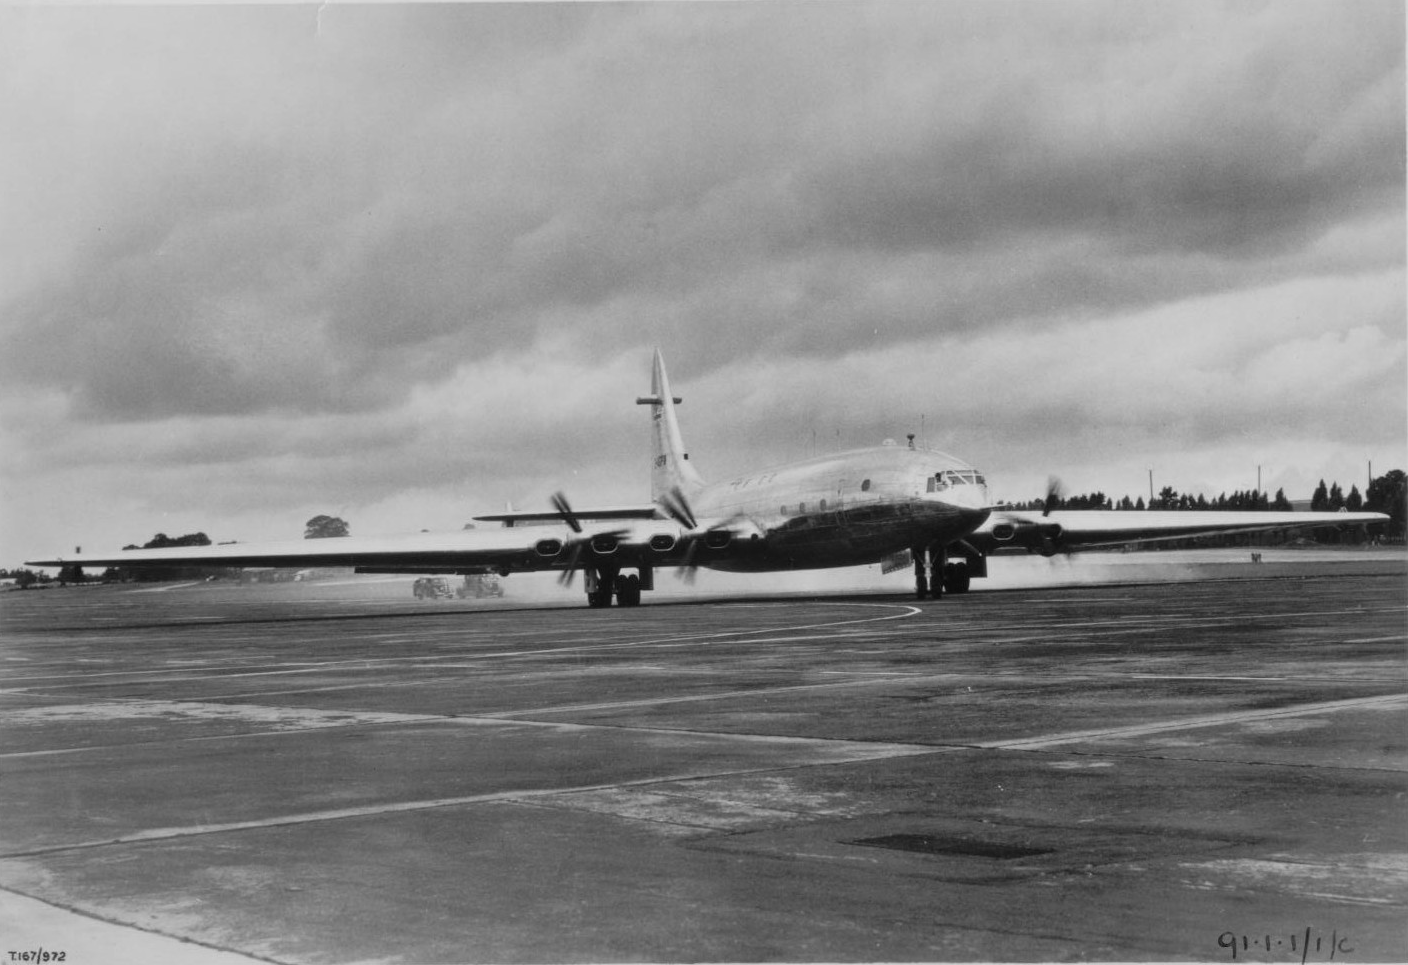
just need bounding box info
[968,509,1389,556]
[25,519,684,576]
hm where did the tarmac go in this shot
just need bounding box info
[0,551,1404,963]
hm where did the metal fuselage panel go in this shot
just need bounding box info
[691,446,991,572]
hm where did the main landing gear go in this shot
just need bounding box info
[584,567,644,608]
[911,543,971,600]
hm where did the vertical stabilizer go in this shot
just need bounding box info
[635,349,704,501]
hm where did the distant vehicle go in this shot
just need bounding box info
[457,574,504,599]
[412,577,454,600]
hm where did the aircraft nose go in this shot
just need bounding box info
[938,486,989,512]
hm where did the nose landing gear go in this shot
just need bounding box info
[911,544,943,600]
[911,544,971,599]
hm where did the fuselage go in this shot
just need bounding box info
[689,442,992,571]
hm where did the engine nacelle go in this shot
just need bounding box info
[648,533,677,553]
[991,518,1063,556]
[703,529,733,550]
[534,538,564,557]
[590,533,620,555]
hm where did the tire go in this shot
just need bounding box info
[618,574,642,607]
[943,563,971,594]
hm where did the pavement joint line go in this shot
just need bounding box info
[5,601,1397,691]
[8,668,1398,761]
[0,711,446,759]
[22,639,1403,704]
[12,670,1401,749]
[0,705,943,758]
[100,642,1406,704]
[991,745,1408,774]
[482,674,964,715]
[4,693,1400,850]
[964,693,1408,750]
[900,603,1407,635]
[0,752,948,859]
[0,602,924,685]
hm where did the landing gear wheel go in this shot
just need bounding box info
[942,562,971,594]
[914,574,928,600]
[588,568,620,608]
[615,574,642,607]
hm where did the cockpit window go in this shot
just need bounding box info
[932,470,986,491]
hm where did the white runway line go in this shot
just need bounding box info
[969,693,1407,750]
[1,744,938,859]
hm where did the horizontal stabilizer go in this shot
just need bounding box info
[473,505,661,525]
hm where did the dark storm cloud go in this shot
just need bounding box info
[792,4,1404,259]
[3,1,1401,424]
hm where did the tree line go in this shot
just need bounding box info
[1014,469,1405,540]
[1013,488,1293,512]
[11,515,356,586]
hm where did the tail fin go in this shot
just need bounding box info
[635,349,704,501]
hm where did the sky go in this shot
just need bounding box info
[1,0,1404,565]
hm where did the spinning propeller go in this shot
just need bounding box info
[990,475,1066,556]
[656,486,761,582]
[549,491,630,586]
[551,491,582,533]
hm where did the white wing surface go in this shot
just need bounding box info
[970,509,1387,555]
[26,519,690,575]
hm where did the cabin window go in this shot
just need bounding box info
[781,505,787,515]
[861,479,871,492]
[799,502,805,512]
[820,499,827,511]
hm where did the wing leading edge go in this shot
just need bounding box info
[971,509,1388,555]
[472,505,661,526]
[26,520,684,576]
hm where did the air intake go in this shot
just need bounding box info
[704,530,732,550]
